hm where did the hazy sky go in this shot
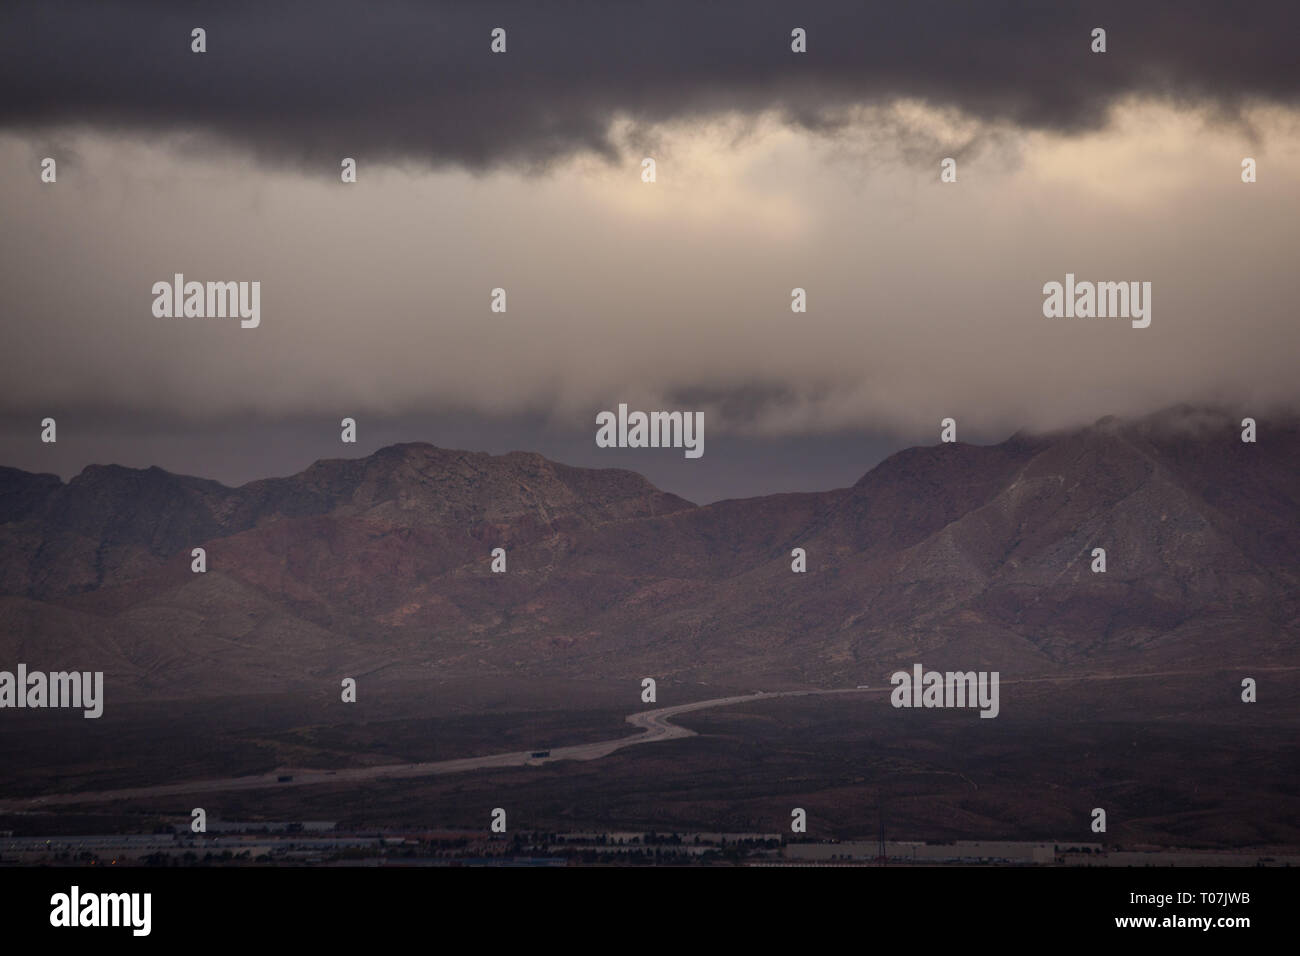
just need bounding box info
[1,2,1297,501]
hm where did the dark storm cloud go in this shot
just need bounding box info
[1,0,1297,171]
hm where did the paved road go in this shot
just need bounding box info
[0,688,869,811]
[6,665,1294,811]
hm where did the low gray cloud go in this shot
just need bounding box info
[1,2,1297,498]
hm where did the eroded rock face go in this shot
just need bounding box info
[1,408,1295,697]
[0,444,694,599]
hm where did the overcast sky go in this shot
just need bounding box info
[1,1,1297,502]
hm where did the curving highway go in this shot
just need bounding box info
[0,687,871,811]
[9,665,1287,812]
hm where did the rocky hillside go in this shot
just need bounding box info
[0,407,1295,697]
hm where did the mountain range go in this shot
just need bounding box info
[1,405,1296,698]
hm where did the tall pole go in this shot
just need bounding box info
[877,801,886,865]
